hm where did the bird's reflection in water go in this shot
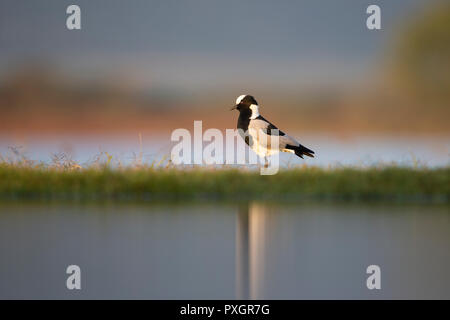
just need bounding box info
[236,202,268,299]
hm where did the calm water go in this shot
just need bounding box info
[1,135,449,167]
[0,202,449,299]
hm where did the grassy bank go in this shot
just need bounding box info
[0,164,448,202]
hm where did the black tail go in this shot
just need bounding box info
[286,144,315,159]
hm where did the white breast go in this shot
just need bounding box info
[247,126,280,157]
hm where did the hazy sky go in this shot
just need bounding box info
[0,0,431,90]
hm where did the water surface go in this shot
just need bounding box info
[1,135,448,167]
[0,201,449,299]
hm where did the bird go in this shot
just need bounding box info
[230,94,315,165]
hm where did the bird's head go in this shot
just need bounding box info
[230,94,260,119]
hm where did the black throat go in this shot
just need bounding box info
[237,108,252,131]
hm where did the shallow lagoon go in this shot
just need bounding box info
[0,201,449,299]
[1,135,449,167]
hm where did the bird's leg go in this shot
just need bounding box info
[264,157,269,168]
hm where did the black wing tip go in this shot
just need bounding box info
[292,145,315,159]
[303,146,315,154]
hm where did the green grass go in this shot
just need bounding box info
[0,164,448,202]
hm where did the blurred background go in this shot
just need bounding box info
[0,0,449,166]
[1,1,449,300]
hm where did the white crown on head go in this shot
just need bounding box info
[236,94,247,105]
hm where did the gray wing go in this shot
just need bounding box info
[250,116,286,136]
[279,134,300,149]
[248,119,300,150]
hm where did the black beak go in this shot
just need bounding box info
[230,105,237,111]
